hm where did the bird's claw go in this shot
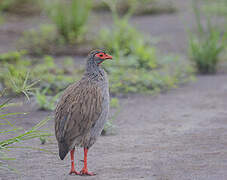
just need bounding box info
[80,168,96,176]
[69,170,80,175]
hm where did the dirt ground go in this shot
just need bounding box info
[1,0,227,180]
[2,74,227,180]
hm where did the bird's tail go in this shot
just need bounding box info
[58,141,69,160]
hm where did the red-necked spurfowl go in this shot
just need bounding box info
[55,50,112,176]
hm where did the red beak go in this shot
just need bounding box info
[104,54,112,60]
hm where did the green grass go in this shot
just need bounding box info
[110,98,119,108]
[96,1,194,95]
[34,87,60,111]
[0,118,51,151]
[18,24,58,56]
[0,51,79,96]
[0,0,28,11]
[0,0,40,15]
[19,0,93,55]
[0,51,40,98]
[43,0,92,44]
[0,50,26,62]
[0,89,51,172]
[188,30,225,74]
[94,0,176,15]
[102,98,120,136]
[202,0,227,16]
[188,1,226,74]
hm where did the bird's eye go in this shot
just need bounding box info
[99,54,103,57]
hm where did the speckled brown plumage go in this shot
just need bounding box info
[55,77,103,158]
[54,50,112,176]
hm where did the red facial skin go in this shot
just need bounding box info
[95,52,113,62]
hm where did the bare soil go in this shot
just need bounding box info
[1,0,227,180]
[2,74,227,180]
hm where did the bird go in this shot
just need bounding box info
[54,49,112,176]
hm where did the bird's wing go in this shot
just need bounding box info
[55,78,103,149]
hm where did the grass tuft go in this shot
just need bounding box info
[0,88,52,172]
[188,1,227,74]
[0,51,80,96]
[96,1,194,95]
[43,0,92,43]
[33,87,61,111]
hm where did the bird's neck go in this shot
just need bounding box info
[85,60,105,80]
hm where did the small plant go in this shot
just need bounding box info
[110,97,119,108]
[0,90,51,172]
[39,136,46,145]
[94,0,176,15]
[188,1,226,74]
[0,0,29,11]
[0,51,38,96]
[202,0,227,16]
[96,1,194,94]
[18,24,58,56]
[97,17,157,70]
[102,97,119,135]
[0,56,39,98]
[102,99,121,136]
[0,50,26,63]
[43,0,92,43]
[34,87,60,111]
[8,71,39,100]
[102,119,115,136]
[189,31,224,74]
[0,115,51,171]
[0,51,81,96]
[0,0,40,14]
[18,0,93,55]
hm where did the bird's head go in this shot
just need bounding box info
[88,49,112,66]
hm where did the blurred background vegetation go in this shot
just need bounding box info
[0,0,227,172]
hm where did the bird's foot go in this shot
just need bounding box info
[69,169,80,175]
[80,168,96,176]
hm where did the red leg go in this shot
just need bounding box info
[69,148,80,175]
[80,148,96,176]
